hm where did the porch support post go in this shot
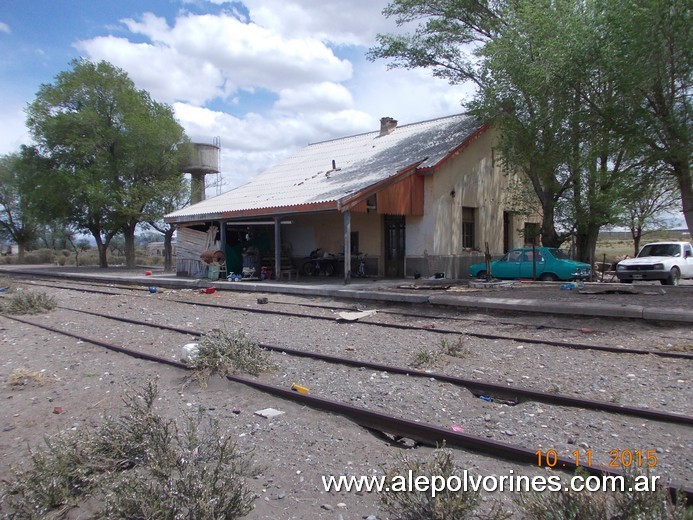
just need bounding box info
[219,220,227,252]
[274,217,281,281]
[343,211,351,285]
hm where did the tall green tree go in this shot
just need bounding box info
[26,59,189,268]
[370,0,691,261]
[0,150,45,261]
[369,1,587,251]
[599,0,691,236]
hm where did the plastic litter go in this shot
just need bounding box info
[291,383,309,394]
[181,343,199,362]
[560,282,585,290]
[144,271,152,276]
[148,286,157,293]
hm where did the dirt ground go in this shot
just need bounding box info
[0,271,691,519]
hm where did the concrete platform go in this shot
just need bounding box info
[1,264,691,324]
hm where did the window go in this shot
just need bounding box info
[462,207,475,248]
[501,250,522,262]
[523,250,544,262]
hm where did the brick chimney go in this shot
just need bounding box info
[379,117,398,136]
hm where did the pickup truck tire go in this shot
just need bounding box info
[662,267,680,286]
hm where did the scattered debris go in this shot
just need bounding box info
[257,297,268,304]
[291,383,309,394]
[398,283,452,290]
[468,280,516,290]
[254,408,285,419]
[181,343,200,363]
[578,284,637,295]
[337,309,377,321]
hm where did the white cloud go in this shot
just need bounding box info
[274,82,353,112]
[27,1,476,194]
[76,12,352,106]
[243,0,394,46]
[349,60,475,124]
[0,22,11,34]
[173,101,374,189]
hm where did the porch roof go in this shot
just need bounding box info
[165,113,486,224]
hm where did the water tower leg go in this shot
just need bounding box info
[191,173,206,204]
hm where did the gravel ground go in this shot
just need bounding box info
[0,273,691,519]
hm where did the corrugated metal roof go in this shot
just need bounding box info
[166,113,485,223]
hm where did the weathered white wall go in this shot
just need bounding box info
[407,128,533,258]
[403,128,542,277]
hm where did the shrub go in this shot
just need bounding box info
[0,290,56,315]
[0,381,257,519]
[411,348,440,368]
[22,248,55,264]
[411,337,470,368]
[514,467,691,519]
[105,412,256,519]
[439,337,471,358]
[379,447,507,520]
[190,328,275,385]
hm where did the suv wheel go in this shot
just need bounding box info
[661,267,680,286]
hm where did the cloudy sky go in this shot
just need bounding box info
[0,0,474,193]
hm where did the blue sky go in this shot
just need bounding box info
[0,0,474,192]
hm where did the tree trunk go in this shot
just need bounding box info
[630,223,643,258]
[17,243,26,263]
[539,203,562,247]
[123,223,137,269]
[575,225,599,266]
[675,163,693,237]
[163,227,175,272]
[93,232,109,268]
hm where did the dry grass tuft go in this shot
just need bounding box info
[8,368,48,388]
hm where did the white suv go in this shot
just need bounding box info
[616,241,693,286]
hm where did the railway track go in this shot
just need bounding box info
[53,305,693,426]
[17,279,693,361]
[3,312,691,504]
